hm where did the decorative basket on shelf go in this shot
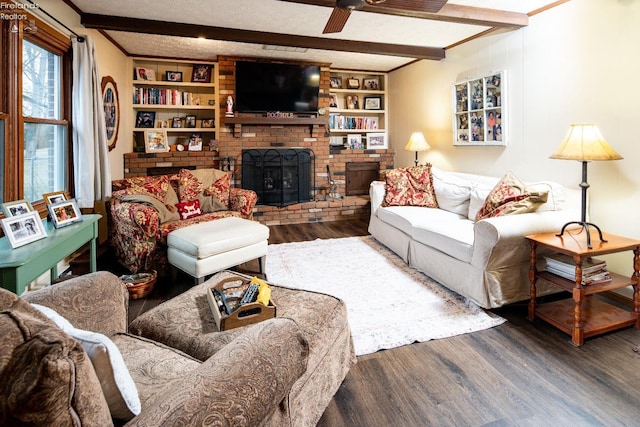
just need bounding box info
[119,270,157,299]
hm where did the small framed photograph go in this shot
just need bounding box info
[329,94,338,108]
[42,191,69,205]
[166,70,183,82]
[366,132,388,149]
[185,115,197,128]
[330,77,342,89]
[191,64,211,83]
[1,199,34,217]
[363,78,380,90]
[347,78,360,89]
[1,211,47,249]
[364,96,382,110]
[201,118,215,128]
[135,67,156,81]
[188,134,203,151]
[144,130,169,153]
[172,117,183,128]
[347,134,363,150]
[135,111,156,128]
[47,199,82,229]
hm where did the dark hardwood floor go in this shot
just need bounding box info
[109,218,640,426]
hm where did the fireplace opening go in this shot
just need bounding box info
[242,148,314,206]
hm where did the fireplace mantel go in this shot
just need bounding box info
[223,116,327,137]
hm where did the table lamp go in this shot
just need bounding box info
[404,132,431,166]
[550,124,622,248]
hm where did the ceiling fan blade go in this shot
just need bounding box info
[323,7,352,34]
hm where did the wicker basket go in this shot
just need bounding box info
[119,270,157,299]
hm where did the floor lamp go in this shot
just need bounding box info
[404,132,430,166]
[550,124,622,249]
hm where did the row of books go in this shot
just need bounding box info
[544,253,611,285]
[133,87,200,106]
[329,114,379,130]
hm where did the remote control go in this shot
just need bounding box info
[240,284,259,305]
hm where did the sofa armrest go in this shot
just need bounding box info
[229,188,258,218]
[110,197,161,239]
[369,181,386,214]
[129,317,308,426]
[471,209,579,268]
[22,271,129,336]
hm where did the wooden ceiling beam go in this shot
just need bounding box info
[81,14,445,60]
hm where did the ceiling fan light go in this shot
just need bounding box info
[336,0,365,10]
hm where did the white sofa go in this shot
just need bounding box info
[368,167,581,308]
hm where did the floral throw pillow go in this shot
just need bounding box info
[176,199,203,220]
[123,175,170,203]
[382,164,438,208]
[204,173,231,210]
[475,171,549,221]
[177,169,204,203]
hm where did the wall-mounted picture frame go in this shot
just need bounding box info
[201,118,215,128]
[185,115,197,128]
[347,134,363,150]
[166,70,183,82]
[172,117,183,128]
[135,111,155,128]
[135,67,156,81]
[1,199,34,217]
[47,199,83,228]
[363,78,380,90]
[453,70,506,146]
[144,130,169,153]
[42,191,69,205]
[364,96,381,110]
[330,77,342,89]
[0,211,47,249]
[347,78,360,89]
[366,132,388,149]
[188,133,203,151]
[191,64,211,83]
[101,76,119,152]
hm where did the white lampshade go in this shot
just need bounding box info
[404,132,431,152]
[550,124,622,161]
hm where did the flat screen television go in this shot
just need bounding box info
[235,61,320,114]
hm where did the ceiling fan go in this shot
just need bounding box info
[323,0,447,34]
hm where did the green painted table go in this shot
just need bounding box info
[0,214,101,294]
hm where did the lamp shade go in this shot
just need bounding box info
[550,124,622,161]
[404,132,431,152]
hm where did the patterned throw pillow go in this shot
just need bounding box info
[177,168,231,211]
[382,164,438,208]
[176,199,203,220]
[177,169,204,203]
[204,172,231,210]
[123,175,171,203]
[475,171,548,221]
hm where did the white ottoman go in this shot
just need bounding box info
[167,217,269,283]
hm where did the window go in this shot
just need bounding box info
[0,14,71,211]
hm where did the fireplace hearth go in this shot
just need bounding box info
[242,148,314,206]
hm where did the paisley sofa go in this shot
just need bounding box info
[109,168,258,273]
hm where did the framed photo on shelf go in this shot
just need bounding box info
[366,132,388,149]
[330,77,342,89]
[135,67,156,81]
[0,211,47,249]
[201,118,215,128]
[363,78,380,90]
[1,199,34,217]
[144,130,169,153]
[345,95,359,109]
[185,115,197,128]
[172,117,183,128]
[191,64,211,83]
[347,134,363,150]
[364,96,381,110]
[42,191,69,205]
[135,111,156,128]
[346,78,360,89]
[47,199,82,229]
[166,70,183,82]
[188,134,203,151]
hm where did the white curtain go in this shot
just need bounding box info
[72,35,111,208]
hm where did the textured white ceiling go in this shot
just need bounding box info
[68,0,563,71]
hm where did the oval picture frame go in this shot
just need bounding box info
[101,75,120,151]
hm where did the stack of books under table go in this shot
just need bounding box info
[544,253,612,285]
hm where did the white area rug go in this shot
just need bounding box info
[265,236,505,356]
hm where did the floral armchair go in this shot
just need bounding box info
[108,168,258,273]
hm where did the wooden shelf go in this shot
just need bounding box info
[223,116,327,137]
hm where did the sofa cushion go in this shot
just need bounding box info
[0,291,112,426]
[431,168,474,215]
[125,175,172,203]
[475,171,549,221]
[178,168,231,211]
[32,304,142,421]
[382,165,438,208]
[117,192,180,223]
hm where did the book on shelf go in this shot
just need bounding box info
[544,253,607,275]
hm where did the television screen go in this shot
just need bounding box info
[235,61,320,114]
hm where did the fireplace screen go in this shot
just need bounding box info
[242,148,314,206]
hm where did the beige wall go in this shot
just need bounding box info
[389,0,640,279]
[33,0,130,180]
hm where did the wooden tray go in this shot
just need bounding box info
[206,276,276,331]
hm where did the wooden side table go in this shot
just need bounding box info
[526,230,640,346]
